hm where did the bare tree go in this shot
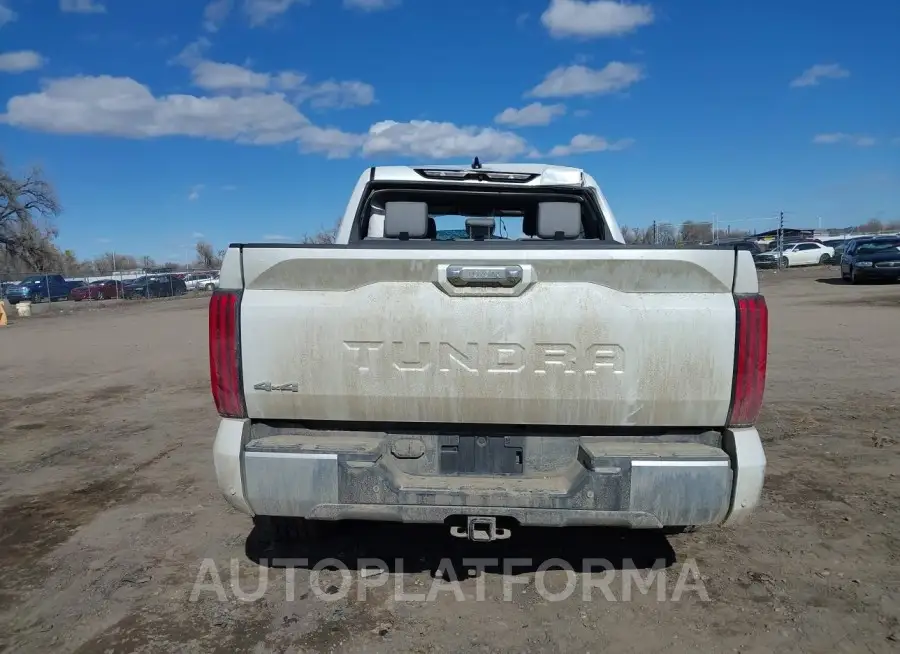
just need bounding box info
[93,252,137,274]
[857,219,884,234]
[679,221,713,244]
[622,225,657,244]
[0,157,63,272]
[195,240,222,269]
[302,223,338,244]
[654,223,679,246]
[93,252,115,274]
[60,249,82,276]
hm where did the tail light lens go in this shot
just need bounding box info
[727,294,768,426]
[209,290,246,418]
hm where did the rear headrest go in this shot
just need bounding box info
[384,201,429,239]
[367,207,385,237]
[536,202,582,239]
[465,217,495,240]
[522,206,538,237]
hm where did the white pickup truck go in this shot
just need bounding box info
[211,162,768,543]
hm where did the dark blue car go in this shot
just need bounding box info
[4,274,83,304]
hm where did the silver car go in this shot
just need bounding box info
[183,273,220,291]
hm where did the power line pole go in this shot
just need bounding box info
[776,211,784,270]
[652,220,658,245]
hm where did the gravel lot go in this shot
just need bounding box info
[1,266,898,653]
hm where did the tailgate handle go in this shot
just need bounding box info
[446,265,523,288]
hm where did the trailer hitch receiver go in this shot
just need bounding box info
[449,516,511,542]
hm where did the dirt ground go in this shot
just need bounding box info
[1,266,898,653]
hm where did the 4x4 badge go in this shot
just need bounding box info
[253,382,299,392]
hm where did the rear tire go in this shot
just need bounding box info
[780,257,789,269]
[819,254,829,265]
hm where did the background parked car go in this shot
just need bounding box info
[69,279,125,301]
[182,272,219,291]
[754,241,834,268]
[822,238,855,264]
[3,274,83,304]
[123,274,187,299]
[717,239,762,256]
[0,281,18,299]
[840,237,900,284]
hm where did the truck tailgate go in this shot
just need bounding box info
[238,247,740,427]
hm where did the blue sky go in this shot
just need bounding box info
[1,0,898,262]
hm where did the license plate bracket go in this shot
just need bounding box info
[439,435,524,475]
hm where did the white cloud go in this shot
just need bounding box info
[0,73,369,159]
[1,75,312,144]
[1,75,540,161]
[193,232,205,238]
[192,60,271,91]
[790,64,849,88]
[180,56,374,108]
[239,0,399,25]
[495,102,566,127]
[812,133,876,147]
[188,185,204,201]
[263,234,291,241]
[275,71,305,89]
[0,2,16,27]
[573,109,591,117]
[60,0,107,14]
[0,50,45,73]
[362,120,530,159]
[171,37,211,67]
[547,134,634,156]
[295,79,376,109]
[243,0,308,26]
[529,62,644,98]
[343,0,399,10]
[203,0,233,32]
[297,125,364,158]
[542,0,654,38]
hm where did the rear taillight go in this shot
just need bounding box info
[209,290,246,418]
[727,294,768,427]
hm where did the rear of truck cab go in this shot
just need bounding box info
[211,174,768,538]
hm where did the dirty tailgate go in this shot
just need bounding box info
[238,247,739,427]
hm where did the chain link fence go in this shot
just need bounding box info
[0,268,220,308]
[624,218,900,273]
[625,218,899,246]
